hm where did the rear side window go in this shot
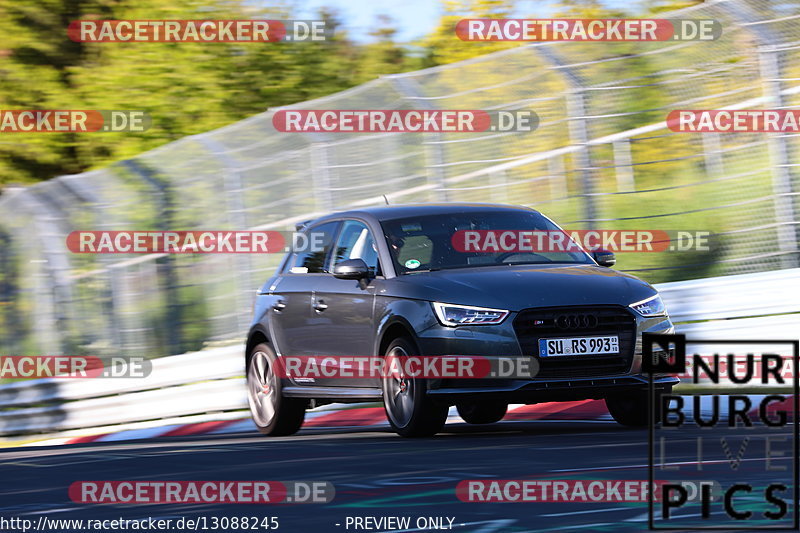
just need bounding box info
[286,221,339,274]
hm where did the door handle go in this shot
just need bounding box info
[313,299,328,312]
[272,299,286,312]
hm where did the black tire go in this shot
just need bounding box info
[605,387,671,427]
[246,343,306,436]
[381,337,448,437]
[457,402,508,424]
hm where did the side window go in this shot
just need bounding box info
[287,221,339,274]
[331,220,381,276]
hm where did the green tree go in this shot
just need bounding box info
[355,14,416,83]
[419,0,520,67]
[0,1,374,185]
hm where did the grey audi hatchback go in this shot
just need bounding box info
[245,203,678,437]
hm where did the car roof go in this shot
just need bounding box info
[309,203,539,225]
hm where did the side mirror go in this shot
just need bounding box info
[592,249,616,268]
[333,258,370,280]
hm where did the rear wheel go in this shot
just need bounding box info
[606,387,671,427]
[247,343,306,436]
[457,402,508,424]
[382,338,448,437]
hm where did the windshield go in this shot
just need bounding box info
[381,210,594,274]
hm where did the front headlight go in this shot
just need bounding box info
[432,302,509,327]
[630,294,667,317]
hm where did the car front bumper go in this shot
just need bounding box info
[425,373,678,404]
[415,304,677,401]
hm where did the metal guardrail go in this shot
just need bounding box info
[0,269,797,436]
[657,268,800,322]
[0,345,245,435]
[660,269,800,373]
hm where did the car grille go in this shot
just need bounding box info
[513,306,637,379]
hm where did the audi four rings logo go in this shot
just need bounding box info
[554,313,598,330]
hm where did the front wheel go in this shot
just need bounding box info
[247,343,306,436]
[382,338,448,437]
[457,402,508,424]
[605,387,671,427]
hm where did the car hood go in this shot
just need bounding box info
[386,264,656,311]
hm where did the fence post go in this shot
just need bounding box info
[121,160,184,355]
[11,189,75,353]
[389,75,449,202]
[309,142,335,211]
[758,47,799,269]
[489,170,509,203]
[548,155,567,200]
[702,133,724,178]
[0,210,23,353]
[612,140,635,193]
[729,1,799,269]
[58,175,123,350]
[536,45,598,228]
[194,136,255,337]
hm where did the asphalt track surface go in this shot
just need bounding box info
[0,419,794,533]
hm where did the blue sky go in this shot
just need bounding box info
[295,0,642,43]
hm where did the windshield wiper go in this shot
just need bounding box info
[501,260,582,266]
[405,267,441,273]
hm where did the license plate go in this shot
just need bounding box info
[539,336,619,357]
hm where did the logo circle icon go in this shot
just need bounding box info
[554,313,598,330]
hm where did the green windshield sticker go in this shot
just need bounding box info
[404,259,421,269]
